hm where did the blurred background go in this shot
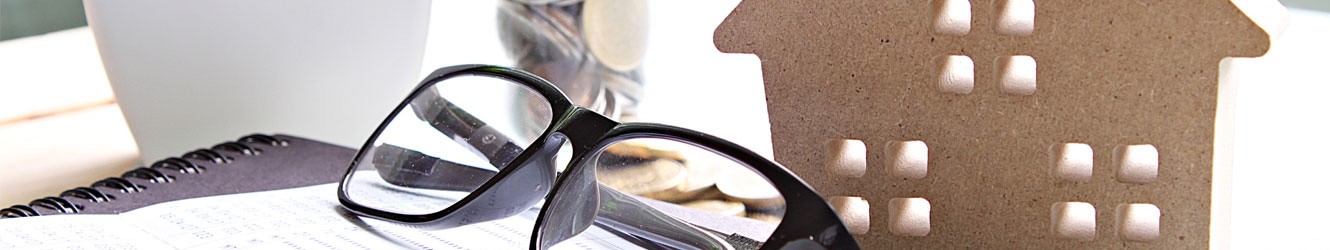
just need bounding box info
[0,0,772,216]
[1,0,1326,248]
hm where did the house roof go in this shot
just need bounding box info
[716,0,1279,59]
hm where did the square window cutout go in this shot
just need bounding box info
[830,196,871,235]
[1050,143,1093,182]
[1114,144,1158,184]
[1115,203,1161,242]
[1051,202,1096,241]
[934,55,974,94]
[994,0,1035,36]
[995,55,1037,95]
[888,197,931,236]
[886,140,928,179]
[931,0,971,35]
[826,139,867,177]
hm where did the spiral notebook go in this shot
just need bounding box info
[1,134,354,217]
[0,134,771,249]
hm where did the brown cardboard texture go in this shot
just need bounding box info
[714,0,1282,248]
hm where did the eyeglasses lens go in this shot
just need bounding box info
[343,74,553,219]
[539,138,786,249]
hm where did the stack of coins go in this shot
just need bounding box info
[596,158,687,195]
[594,142,787,224]
[498,0,647,121]
[716,169,785,223]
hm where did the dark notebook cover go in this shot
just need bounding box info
[4,134,355,216]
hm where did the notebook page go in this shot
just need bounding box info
[0,215,170,249]
[120,182,638,249]
[0,182,638,249]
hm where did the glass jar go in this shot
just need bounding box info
[497,0,647,122]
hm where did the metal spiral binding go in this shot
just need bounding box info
[93,178,142,193]
[212,142,261,156]
[0,205,38,218]
[123,167,174,183]
[184,149,231,164]
[152,158,206,174]
[60,187,113,203]
[0,134,284,218]
[30,197,79,214]
[240,134,289,147]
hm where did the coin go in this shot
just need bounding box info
[581,0,648,71]
[596,158,687,195]
[603,141,685,162]
[745,212,783,224]
[643,185,723,203]
[717,169,785,210]
[680,200,747,217]
[642,151,727,200]
[677,150,727,190]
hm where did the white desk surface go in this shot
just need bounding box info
[0,1,1325,248]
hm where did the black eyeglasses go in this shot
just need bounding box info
[337,65,860,249]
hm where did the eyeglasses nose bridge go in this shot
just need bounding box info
[548,108,621,154]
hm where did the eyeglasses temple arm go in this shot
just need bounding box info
[410,88,526,169]
[591,184,756,250]
[367,144,498,192]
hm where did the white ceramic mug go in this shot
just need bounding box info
[83,0,432,161]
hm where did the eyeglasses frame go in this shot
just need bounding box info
[336,64,860,249]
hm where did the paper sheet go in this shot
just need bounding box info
[0,183,638,249]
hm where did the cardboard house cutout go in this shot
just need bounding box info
[714,0,1283,248]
